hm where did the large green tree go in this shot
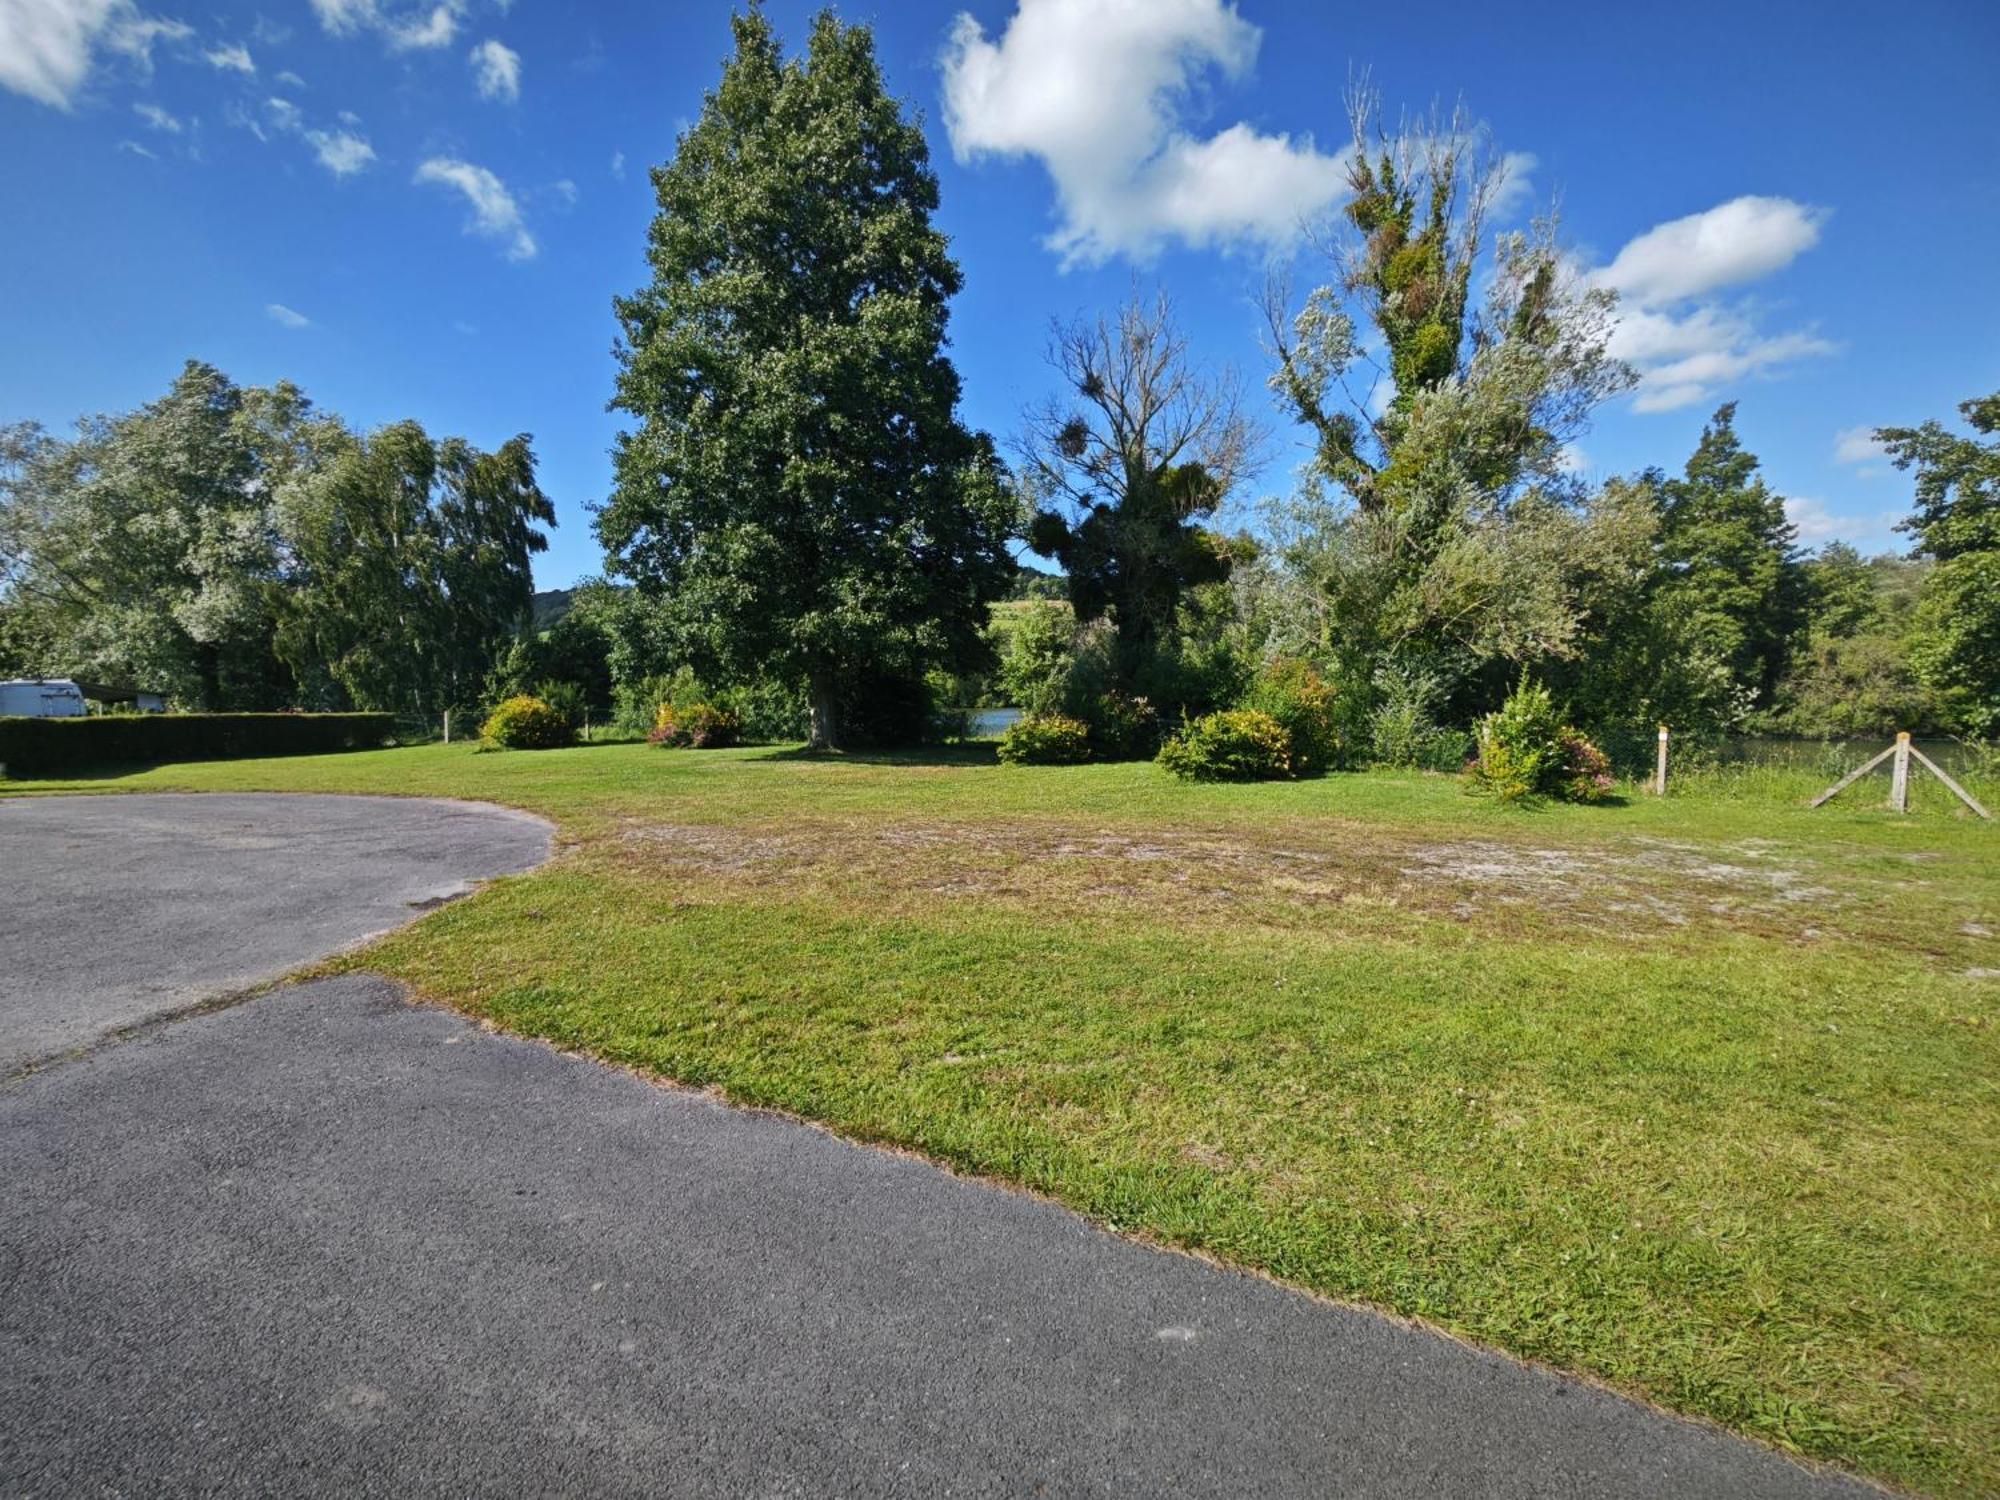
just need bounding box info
[598,9,1016,750]
[0,362,335,708]
[1655,403,1807,710]
[276,421,552,718]
[1883,392,2000,733]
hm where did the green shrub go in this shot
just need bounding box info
[997,713,1092,765]
[1083,690,1160,760]
[1244,658,1343,775]
[482,695,575,750]
[1467,678,1612,803]
[649,699,741,749]
[1156,709,1294,782]
[533,679,589,732]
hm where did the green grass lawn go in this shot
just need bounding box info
[9,742,1998,1494]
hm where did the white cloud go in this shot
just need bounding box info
[468,37,517,100]
[1782,495,1904,551]
[133,99,180,131]
[1595,196,1824,305]
[308,0,375,36]
[115,137,156,158]
[275,67,304,87]
[609,149,624,180]
[265,302,311,328]
[203,41,254,74]
[1834,424,1888,467]
[264,95,300,130]
[414,156,536,260]
[941,0,1346,264]
[0,0,191,108]
[387,3,456,50]
[1591,195,1834,414]
[309,0,460,51]
[304,127,374,175]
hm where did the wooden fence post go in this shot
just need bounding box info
[1890,731,1911,813]
[1654,725,1669,796]
[443,709,451,745]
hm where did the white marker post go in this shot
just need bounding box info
[1654,725,1668,797]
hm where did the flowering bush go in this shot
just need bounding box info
[997,713,1092,765]
[482,695,575,750]
[649,699,741,749]
[1556,728,1616,803]
[1156,709,1294,782]
[1243,658,1344,775]
[1467,678,1614,803]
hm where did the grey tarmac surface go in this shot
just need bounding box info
[0,793,1876,1497]
[0,792,551,1073]
[3,979,1876,1498]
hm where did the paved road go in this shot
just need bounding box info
[0,795,1874,1497]
[0,793,550,1073]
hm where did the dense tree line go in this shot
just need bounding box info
[3,14,1990,761]
[0,361,552,719]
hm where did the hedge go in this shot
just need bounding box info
[0,713,398,777]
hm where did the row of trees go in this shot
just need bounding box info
[4,12,1990,758]
[0,362,553,719]
[585,12,1996,761]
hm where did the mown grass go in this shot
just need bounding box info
[8,740,1997,1494]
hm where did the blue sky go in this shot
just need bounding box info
[3,0,1996,588]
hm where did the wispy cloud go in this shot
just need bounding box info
[942,0,1346,264]
[203,41,255,74]
[265,302,311,328]
[468,37,518,101]
[305,128,375,176]
[1592,197,1835,413]
[1834,425,1888,469]
[414,156,536,260]
[609,149,625,181]
[307,0,461,51]
[133,100,181,132]
[0,0,192,109]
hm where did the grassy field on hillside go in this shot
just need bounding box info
[9,742,1997,1494]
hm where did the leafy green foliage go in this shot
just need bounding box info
[1654,405,1807,710]
[482,694,574,750]
[599,10,1016,750]
[0,362,551,721]
[649,698,742,750]
[1156,708,1293,782]
[996,712,1092,765]
[1242,657,1344,775]
[1882,391,2000,561]
[1466,677,1583,802]
[1909,551,2000,735]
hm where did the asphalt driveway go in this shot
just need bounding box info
[0,793,1874,1497]
[0,792,550,1073]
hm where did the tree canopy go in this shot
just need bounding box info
[598,8,1017,750]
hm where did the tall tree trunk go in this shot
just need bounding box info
[807,673,840,753]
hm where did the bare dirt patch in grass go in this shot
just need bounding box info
[604,817,1929,950]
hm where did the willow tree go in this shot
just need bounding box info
[598,10,1016,750]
